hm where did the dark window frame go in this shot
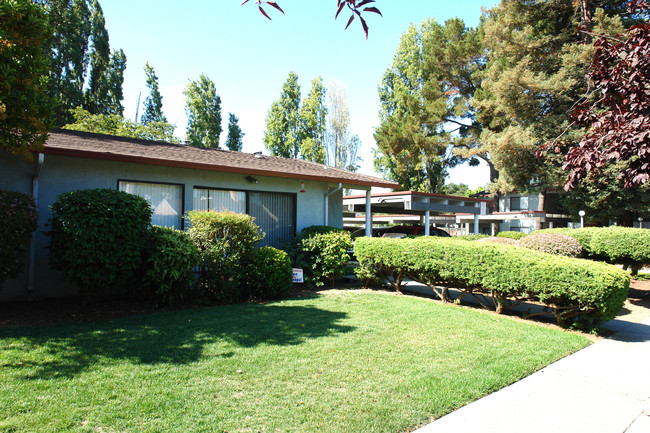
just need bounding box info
[117,179,186,229]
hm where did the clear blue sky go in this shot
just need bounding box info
[102,0,496,189]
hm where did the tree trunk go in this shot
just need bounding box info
[536,187,547,230]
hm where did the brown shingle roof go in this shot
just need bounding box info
[44,129,399,189]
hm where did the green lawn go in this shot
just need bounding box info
[0,290,589,433]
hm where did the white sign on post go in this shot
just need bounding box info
[292,268,304,283]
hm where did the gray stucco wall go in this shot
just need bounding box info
[0,151,344,301]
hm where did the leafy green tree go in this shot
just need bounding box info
[299,77,327,163]
[105,48,126,116]
[474,0,630,193]
[64,107,179,143]
[140,62,166,125]
[263,71,301,158]
[374,18,481,192]
[184,74,222,148]
[44,0,92,126]
[225,113,244,152]
[0,0,55,158]
[82,0,125,116]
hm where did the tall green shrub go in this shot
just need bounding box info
[243,246,293,299]
[143,226,199,305]
[0,191,38,289]
[288,226,352,288]
[47,189,152,298]
[186,211,264,303]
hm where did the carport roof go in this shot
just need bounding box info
[344,191,491,216]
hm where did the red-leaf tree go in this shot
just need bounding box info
[241,0,382,39]
[562,0,650,190]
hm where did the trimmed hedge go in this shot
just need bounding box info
[143,226,198,305]
[0,191,38,289]
[355,237,629,325]
[538,227,650,274]
[244,246,293,299]
[288,226,352,288]
[477,237,518,245]
[453,234,490,241]
[517,232,582,257]
[496,231,527,240]
[47,189,152,298]
[187,210,264,303]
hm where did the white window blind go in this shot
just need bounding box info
[193,188,246,213]
[119,181,183,229]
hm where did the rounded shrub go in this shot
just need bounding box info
[477,237,518,245]
[589,227,650,275]
[0,190,38,289]
[47,189,152,298]
[517,232,582,258]
[143,226,199,305]
[288,226,352,288]
[187,210,264,303]
[496,231,527,240]
[244,246,293,300]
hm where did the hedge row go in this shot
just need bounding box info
[354,237,629,325]
[537,227,650,274]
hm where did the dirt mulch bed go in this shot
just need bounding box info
[1,279,648,331]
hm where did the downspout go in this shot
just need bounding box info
[324,183,343,227]
[28,153,45,293]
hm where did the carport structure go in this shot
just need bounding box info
[343,191,492,236]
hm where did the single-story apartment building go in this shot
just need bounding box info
[0,129,397,301]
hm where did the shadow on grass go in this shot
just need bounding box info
[0,301,353,380]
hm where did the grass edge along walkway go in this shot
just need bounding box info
[0,290,589,433]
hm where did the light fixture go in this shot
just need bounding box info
[578,210,585,228]
[300,181,306,193]
[246,176,258,184]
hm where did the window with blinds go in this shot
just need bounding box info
[118,181,183,229]
[193,188,246,213]
[191,188,295,248]
[249,192,296,248]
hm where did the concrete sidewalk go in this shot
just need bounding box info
[414,317,650,433]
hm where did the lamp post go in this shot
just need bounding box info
[578,210,585,228]
[639,216,644,228]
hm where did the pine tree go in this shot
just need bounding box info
[83,0,110,115]
[225,113,244,152]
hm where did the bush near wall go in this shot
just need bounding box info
[0,191,38,289]
[243,246,293,299]
[143,226,199,305]
[538,227,650,274]
[355,237,629,325]
[186,210,264,303]
[47,189,152,299]
[288,226,352,288]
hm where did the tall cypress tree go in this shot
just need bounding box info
[184,74,222,148]
[225,113,244,152]
[263,72,301,158]
[140,62,166,125]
